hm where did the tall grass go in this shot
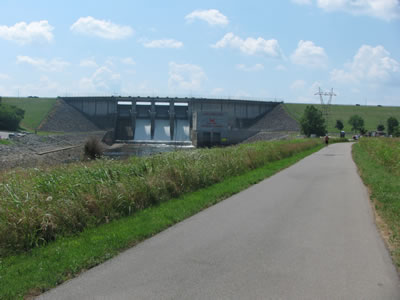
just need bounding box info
[356,138,400,175]
[0,139,320,254]
[353,138,400,267]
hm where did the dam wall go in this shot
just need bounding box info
[61,96,281,146]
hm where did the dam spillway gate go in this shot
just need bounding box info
[115,100,190,144]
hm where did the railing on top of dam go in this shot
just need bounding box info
[59,94,284,103]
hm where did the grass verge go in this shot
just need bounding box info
[0,143,323,299]
[0,140,320,254]
[352,139,400,270]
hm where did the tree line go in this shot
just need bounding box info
[300,105,400,137]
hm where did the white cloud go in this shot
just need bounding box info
[70,16,133,39]
[292,0,312,5]
[143,39,183,49]
[121,57,136,65]
[168,62,207,91]
[80,66,121,93]
[310,81,323,94]
[291,40,328,68]
[80,57,98,68]
[331,45,399,84]
[317,0,400,21]
[0,73,10,80]
[213,33,282,58]
[185,9,229,26]
[291,79,307,89]
[17,56,70,72]
[0,20,53,44]
[236,63,264,72]
[101,57,136,66]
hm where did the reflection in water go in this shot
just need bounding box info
[104,143,195,159]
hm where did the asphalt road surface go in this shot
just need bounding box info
[38,143,400,299]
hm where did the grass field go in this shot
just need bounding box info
[2,97,57,131]
[352,139,400,270]
[284,103,400,134]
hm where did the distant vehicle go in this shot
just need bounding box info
[8,133,16,138]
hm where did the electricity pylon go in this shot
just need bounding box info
[315,87,336,131]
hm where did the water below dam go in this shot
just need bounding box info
[104,143,195,159]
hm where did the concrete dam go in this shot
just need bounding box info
[62,96,284,146]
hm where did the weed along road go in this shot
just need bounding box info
[38,143,400,299]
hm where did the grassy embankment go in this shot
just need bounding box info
[0,139,323,299]
[352,138,400,269]
[2,97,57,131]
[284,103,400,134]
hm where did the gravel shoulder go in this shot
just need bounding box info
[0,132,106,170]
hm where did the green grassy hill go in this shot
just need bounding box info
[1,97,57,130]
[284,103,400,134]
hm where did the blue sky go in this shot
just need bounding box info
[0,0,399,106]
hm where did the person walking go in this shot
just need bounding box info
[325,135,329,145]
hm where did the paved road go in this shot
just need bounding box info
[39,143,400,299]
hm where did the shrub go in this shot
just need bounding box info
[0,103,25,131]
[84,137,104,160]
[387,117,399,136]
[377,124,385,131]
[335,120,344,131]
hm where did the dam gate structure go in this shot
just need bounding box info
[61,96,281,146]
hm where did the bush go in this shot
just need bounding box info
[0,103,25,131]
[387,117,399,136]
[335,120,344,131]
[84,137,104,160]
[377,124,385,131]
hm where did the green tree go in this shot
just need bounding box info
[335,119,344,131]
[393,126,400,137]
[348,115,364,133]
[300,105,326,137]
[377,124,385,131]
[387,117,399,135]
[0,104,25,131]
